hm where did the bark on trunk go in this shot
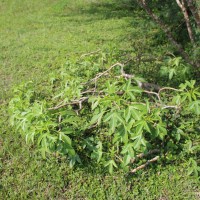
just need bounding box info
[187,0,200,28]
[137,0,198,67]
[176,0,195,43]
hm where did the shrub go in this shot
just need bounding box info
[9,53,200,174]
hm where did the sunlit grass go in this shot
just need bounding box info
[0,0,199,199]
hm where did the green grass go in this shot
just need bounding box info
[0,0,135,98]
[0,0,199,199]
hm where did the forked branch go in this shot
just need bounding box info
[48,62,180,111]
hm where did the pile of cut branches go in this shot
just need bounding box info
[9,55,200,174]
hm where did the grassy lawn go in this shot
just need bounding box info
[0,0,199,199]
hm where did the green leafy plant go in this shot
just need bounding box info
[160,56,191,81]
[9,55,200,175]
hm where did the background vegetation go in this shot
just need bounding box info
[0,0,199,199]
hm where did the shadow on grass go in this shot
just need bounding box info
[80,1,134,19]
[56,0,140,21]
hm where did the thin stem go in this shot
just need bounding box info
[130,156,160,173]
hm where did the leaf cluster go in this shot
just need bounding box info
[9,54,200,175]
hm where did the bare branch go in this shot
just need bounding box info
[90,62,124,82]
[159,87,181,93]
[137,0,199,67]
[131,149,160,163]
[80,49,101,58]
[58,115,62,131]
[130,156,160,173]
[176,0,195,43]
[48,97,89,111]
[161,105,179,110]
[48,62,182,112]
[143,90,161,101]
[187,0,200,28]
[81,89,96,94]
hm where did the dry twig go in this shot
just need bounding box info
[159,87,181,94]
[130,156,160,173]
[131,149,160,163]
[58,115,62,131]
[90,62,124,83]
[161,105,179,110]
[143,90,161,101]
[80,49,101,58]
[48,62,180,111]
[48,97,89,111]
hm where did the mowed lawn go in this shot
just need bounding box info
[0,0,199,199]
[0,0,135,97]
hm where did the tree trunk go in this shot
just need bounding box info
[137,0,199,67]
[176,0,195,43]
[187,0,200,29]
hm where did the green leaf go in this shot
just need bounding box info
[37,133,47,146]
[146,100,150,113]
[69,155,80,168]
[123,154,131,166]
[121,143,135,157]
[141,138,147,146]
[104,112,124,133]
[131,104,147,116]
[174,57,181,66]
[40,148,46,159]
[188,100,200,115]
[90,111,105,125]
[68,148,76,156]
[25,132,35,144]
[186,80,195,89]
[130,86,143,93]
[187,158,200,177]
[122,132,129,144]
[135,123,143,135]
[59,132,72,145]
[109,163,113,174]
[62,128,74,134]
[172,95,181,105]
[156,123,167,140]
[131,108,142,120]
[115,112,125,125]
[143,121,151,133]
[127,91,135,100]
[175,132,180,141]
[92,100,99,110]
[169,68,176,80]
[127,119,135,131]
[124,107,132,122]
[133,135,142,150]
[110,117,117,132]
[133,120,149,134]
[126,106,143,121]
[91,141,103,163]
[105,160,118,174]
